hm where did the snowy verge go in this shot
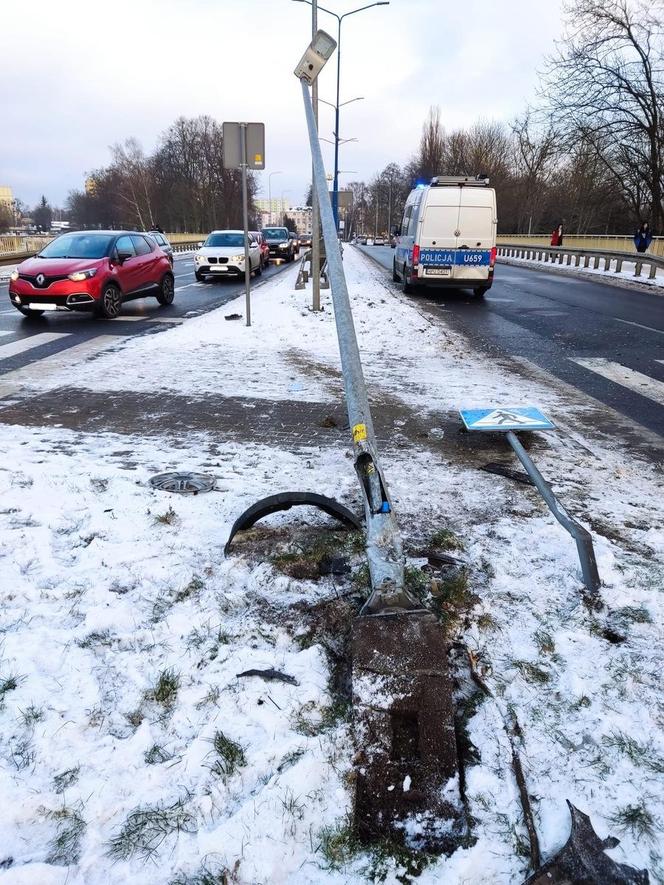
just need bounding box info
[0,247,662,883]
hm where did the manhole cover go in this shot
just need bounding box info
[149,472,216,495]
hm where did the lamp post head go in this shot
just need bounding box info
[294,29,337,84]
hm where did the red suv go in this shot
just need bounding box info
[8,230,175,319]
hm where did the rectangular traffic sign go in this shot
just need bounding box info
[222,122,265,170]
[460,407,555,432]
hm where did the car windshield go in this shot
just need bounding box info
[262,228,288,238]
[205,233,245,247]
[39,233,114,259]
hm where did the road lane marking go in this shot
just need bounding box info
[114,316,148,322]
[0,332,70,361]
[0,335,121,399]
[485,297,514,303]
[613,317,664,336]
[147,318,183,324]
[571,358,664,407]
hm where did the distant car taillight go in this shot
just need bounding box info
[490,246,497,267]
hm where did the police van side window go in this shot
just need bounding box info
[401,205,412,237]
[407,203,419,238]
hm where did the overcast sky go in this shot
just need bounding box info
[1,0,563,210]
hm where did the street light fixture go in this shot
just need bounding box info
[267,170,283,225]
[320,136,358,145]
[318,96,364,110]
[292,0,390,229]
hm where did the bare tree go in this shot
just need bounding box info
[540,0,664,228]
[414,106,446,180]
[109,139,155,229]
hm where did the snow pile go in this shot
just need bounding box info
[0,248,662,883]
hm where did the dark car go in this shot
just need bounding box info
[8,230,174,319]
[261,227,295,262]
[147,230,174,266]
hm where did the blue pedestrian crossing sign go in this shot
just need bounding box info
[460,407,555,432]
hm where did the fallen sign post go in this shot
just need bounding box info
[460,406,601,594]
[222,121,265,328]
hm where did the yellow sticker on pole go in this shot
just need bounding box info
[254,154,263,165]
[352,423,367,443]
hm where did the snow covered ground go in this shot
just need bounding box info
[0,247,662,883]
[500,252,664,292]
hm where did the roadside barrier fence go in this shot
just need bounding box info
[497,242,664,282]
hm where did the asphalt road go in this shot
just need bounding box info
[0,253,294,373]
[359,244,664,439]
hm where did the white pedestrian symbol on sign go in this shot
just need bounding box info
[472,409,547,428]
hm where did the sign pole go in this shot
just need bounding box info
[240,122,251,327]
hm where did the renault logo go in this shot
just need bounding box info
[36,274,45,286]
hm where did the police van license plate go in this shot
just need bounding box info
[426,267,451,276]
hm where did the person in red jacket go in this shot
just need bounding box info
[551,224,563,247]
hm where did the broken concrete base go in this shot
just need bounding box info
[352,612,461,850]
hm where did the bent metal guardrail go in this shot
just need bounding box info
[498,242,664,282]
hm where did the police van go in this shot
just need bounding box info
[393,175,497,297]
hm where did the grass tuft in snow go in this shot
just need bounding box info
[147,668,180,707]
[271,529,363,581]
[317,819,360,870]
[534,630,556,655]
[144,744,174,765]
[280,787,306,838]
[207,731,246,779]
[53,766,81,794]
[77,629,114,649]
[170,861,240,885]
[602,730,664,774]
[45,805,86,865]
[19,703,45,728]
[0,673,24,708]
[616,605,652,625]
[106,797,196,861]
[292,698,351,737]
[609,801,659,842]
[9,736,35,770]
[174,575,205,603]
[153,505,178,526]
[512,659,551,685]
[429,528,464,551]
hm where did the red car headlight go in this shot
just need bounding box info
[68,268,98,282]
[10,271,19,281]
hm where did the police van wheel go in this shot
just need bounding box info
[474,287,488,298]
[392,260,399,283]
[402,265,414,294]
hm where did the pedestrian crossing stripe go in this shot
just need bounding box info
[460,407,555,432]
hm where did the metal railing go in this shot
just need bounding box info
[0,236,202,266]
[497,233,664,258]
[498,242,664,282]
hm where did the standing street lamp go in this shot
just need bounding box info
[292,0,389,229]
[280,189,292,225]
[267,170,283,225]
